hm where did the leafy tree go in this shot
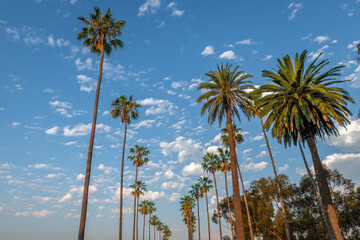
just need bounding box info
[77,7,125,240]
[199,176,213,240]
[111,95,141,239]
[130,181,147,240]
[150,215,159,240]
[197,64,253,240]
[180,195,196,240]
[259,50,354,240]
[190,183,203,240]
[146,201,156,240]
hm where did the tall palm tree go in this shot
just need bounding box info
[201,152,223,239]
[180,195,196,240]
[77,7,125,240]
[221,125,254,240]
[147,201,156,240]
[130,181,147,240]
[150,215,159,240]
[217,148,235,239]
[198,176,213,240]
[111,95,141,240]
[129,146,150,240]
[197,64,253,240]
[162,225,172,240]
[190,183,203,240]
[139,200,150,240]
[248,93,291,240]
[258,50,354,240]
[156,221,163,240]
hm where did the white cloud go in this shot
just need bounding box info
[76,74,97,93]
[188,78,203,90]
[45,126,59,135]
[279,164,289,172]
[45,173,65,178]
[171,81,187,89]
[76,174,85,181]
[32,209,54,218]
[70,185,97,195]
[5,27,20,41]
[169,192,181,202]
[167,90,176,95]
[63,123,111,137]
[49,100,73,118]
[138,98,176,116]
[171,119,186,130]
[328,118,360,151]
[314,36,330,44]
[345,64,360,88]
[182,162,203,176]
[64,141,77,146]
[288,2,303,20]
[32,196,52,203]
[75,58,93,71]
[172,9,184,16]
[348,40,360,51]
[323,153,360,182]
[97,164,116,175]
[236,39,254,45]
[47,34,55,47]
[138,0,161,16]
[0,163,16,169]
[250,134,264,141]
[241,161,268,172]
[133,119,156,129]
[160,136,203,162]
[219,50,236,60]
[161,181,186,190]
[201,45,214,56]
[143,190,166,200]
[28,163,60,170]
[256,150,267,158]
[59,193,72,203]
[261,55,273,61]
[12,122,20,127]
[308,45,329,61]
[243,148,252,154]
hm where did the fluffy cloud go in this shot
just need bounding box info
[323,153,360,182]
[133,119,156,129]
[97,164,117,175]
[76,174,85,181]
[161,181,186,190]
[45,126,59,135]
[219,50,236,60]
[28,163,61,170]
[59,193,72,203]
[142,190,166,200]
[241,161,268,172]
[201,45,214,56]
[256,150,267,158]
[49,100,73,118]
[261,55,273,61]
[138,0,161,16]
[63,123,111,137]
[76,75,97,93]
[328,119,360,151]
[160,136,203,162]
[70,185,98,195]
[75,58,92,71]
[138,98,176,116]
[5,27,20,41]
[236,39,254,45]
[169,192,181,202]
[314,36,330,44]
[182,162,203,176]
[250,134,264,141]
[11,122,20,127]
[279,164,289,172]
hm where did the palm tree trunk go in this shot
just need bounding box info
[224,171,235,240]
[261,117,291,240]
[298,139,327,220]
[306,135,343,240]
[212,172,222,239]
[205,192,211,240]
[119,121,128,240]
[133,167,139,240]
[154,225,156,240]
[188,220,192,240]
[225,107,246,240]
[143,213,146,240]
[137,197,140,240]
[78,48,104,240]
[149,214,151,240]
[196,198,201,240]
[236,162,255,240]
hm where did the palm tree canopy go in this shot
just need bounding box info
[130,181,147,198]
[139,200,151,215]
[128,145,150,167]
[257,50,354,146]
[201,152,221,174]
[150,215,158,226]
[218,148,231,173]
[197,64,254,127]
[198,176,213,194]
[190,183,204,200]
[147,201,156,215]
[77,6,125,55]
[111,95,141,124]
[180,195,196,220]
[221,123,244,146]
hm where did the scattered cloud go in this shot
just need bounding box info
[15,209,54,218]
[76,174,85,181]
[261,55,273,61]
[59,193,72,203]
[28,163,61,170]
[182,162,203,176]
[279,164,289,172]
[138,98,176,116]
[314,36,330,44]
[308,45,329,62]
[138,0,161,16]
[323,153,360,183]
[166,2,185,17]
[5,27,20,41]
[133,119,156,129]
[236,39,255,45]
[49,100,73,118]
[169,192,181,202]
[328,118,360,151]
[241,161,268,172]
[160,136,203,162]
[11,122,21,127]
[250,134,264,141]
[75,58,93,71]
[201,45,214,56]
[76,74,97,93]
[288,2,303,20]
[348,40,360,52]
[256,150,267,158]
[63,123,111,137]
[219,50,236,60]
[45,126,59,135]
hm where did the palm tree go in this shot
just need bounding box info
[221,125,254,240]
[217,148,235,239]
[201,152,223,239]
[197,64,253,240]
[150,215,159,240]
[162,225,172,240]
[156,221,164,240]
[146,201,156,240]
[258,50,354,240]
[129,146,150,240]
[139,200,150,240]
[198,176,213,240]
[248,93,291,240]
[111,95,141,240]
[180,195,196,240]
[77,7,125,240]
[130,181,147,240]
[190,183,203,240]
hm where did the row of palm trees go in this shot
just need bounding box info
[75,6,354,240]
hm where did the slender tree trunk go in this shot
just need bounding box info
[298,139,326,220]
[149,214,151,240]
[188,220,192,240]
[119,121,128,240]
[143,214,146,240]
[78,48,104,240]
[196,198,201,240]
[236,163,255,240]
[159,230,161,240]
[205,193,211,240]
[133,166,139,240]
[225,107,246,240]
[224,171,235,240]
[306,136,343,240]
[260,117,291,240]
[212,172,223,239]
[137,197,140,240]
[154,225,155,240]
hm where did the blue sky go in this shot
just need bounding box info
[1,0,360,239]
